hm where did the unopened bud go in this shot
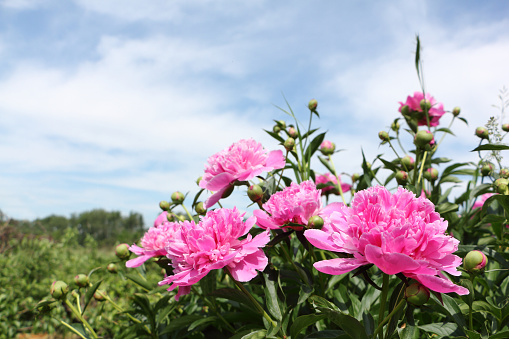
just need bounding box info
[277,120,286,129]
[480,163,494,177]
[320,140,335,156]
[74,274,89,288]
[464,250,487,275]
[166,212,176,222]
[94,289,107,302]
[395,171,408,186]
[494,178,509,195]
[400,105,410,115]
[171,191,185,204]
[284,137,295,151]
[423,168,439,181]
[115,243,130,260]
[420,99,432,111]
[195,202,206,215]
[307,215,324,229]
[405,282,430,306]
[352,173,360,182]
[196,176,202,186]
[308,99,318,112]
[159,200,170,211]
[107,263,118,274]
[499,168,509,178]
[288,126,298,138]
[248,184,264,202]
[273,125,281,133]
[475,127,489,140]
[378,131,389,142]
[391,121,400,132]
[452,107,461,117]
[50,281,69,300]
[503,124,509,133]
[401,155,415,170]
[414,130,434,148]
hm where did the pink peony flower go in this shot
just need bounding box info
[153,211,169,228]
[472,193,494,210]
[200,139,285,208]
[315,173,352,196]
[126,220,182,268]
[159,208,270,300]
[304,186,468,295]
[254,180,342,230]
[399,92,445,127]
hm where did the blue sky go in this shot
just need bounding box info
[1,1,509,227]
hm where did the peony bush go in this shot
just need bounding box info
[38,38,509,339]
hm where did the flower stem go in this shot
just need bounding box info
[64,299,98,339]
[58,320,88,339]
[227,270,277,328]
[373,298,406,339]
[181,204,194,220]
[328,155,347,205]
[418,151,428,184]
[377,273,390,339]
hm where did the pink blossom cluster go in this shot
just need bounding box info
[200,139,285,208]
[254,180,341,230]
[158,208,270,300]
[304,186,468,295]
[399,92,445,127]
[315,173,351,196]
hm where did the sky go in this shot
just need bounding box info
[1,0,509,227]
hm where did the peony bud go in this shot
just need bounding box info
[115,243,130,260]
[494,178,509,195]
[171,191,185,204]
[499,168,509,179]
[351,173,360,183]
[391,121,400,132]
[503,123,509,133]
[94,289,107,302]
[378,131,389,142]
[480,163,494,177]
[320,140,335,156]
[405,282,430,306]
[414,130,434,148]
[401,155,415,170]
[74,274,89,288]
[400,105,410,115]
[420,99,432,111]
[464,250,487,275]
[277,120,286,129]
[248,184,264,202]
[284,137,295,152]
[308,99,318,112]
[423,168,439,181]
[50,281,69,300]
[288,126,298,138]
[395,171,408,186]
[452,107,461,117]
[159,200,170,211]
[195,202,206,215]
[166,212,176,222]
[475,127,489,140]
[273,125,281,133]
[307,215,324,229]
[107,263,118,274]
[196,176,202,186]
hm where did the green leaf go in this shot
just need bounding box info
[464,329,481,339]
[160,315,202,335]
[398,324,419,339]
[439,175,463,184]
[489,330,509,339]
[435,202,459,214]
[264,129,285,143]
[200,270,217,296]
[290,314,327,339]
[241,329,267,339]
[263,272,283,321]
[83,279,103,313]
[471,144,509,152]
[379,158,399,172]
[431,157,453,164]
[298,284,314,304]
[209,288,257,311]
[304,132,326,165]
[188,316,218,331]
[126,273,153,291]
[436,127,455,136]
[304,330,349,338]
[318,156,335,174]
[418,322,462,337]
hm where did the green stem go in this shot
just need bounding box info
[227,270,277,328]
[395,132,407,155]
[64,299,98,339]
[328,155,347,205]
[181,204,194,221]
[59,320,88,339]
[276,151,289,189]
[435,116,455,149]
[377,273,390,339]
[373,298,406,339]
[418,151,428,184]
[280,240,309,285]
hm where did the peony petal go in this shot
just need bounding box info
[228,250,268,282]
[265,150,286,169]
[125,254,153,268]
[313,257,367,275]
[253,209,281,230]
[205,172,236,191]
[203,188,227,209]
[304,229,343,252]
[364,244,421,275]
[411,274,469,295]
